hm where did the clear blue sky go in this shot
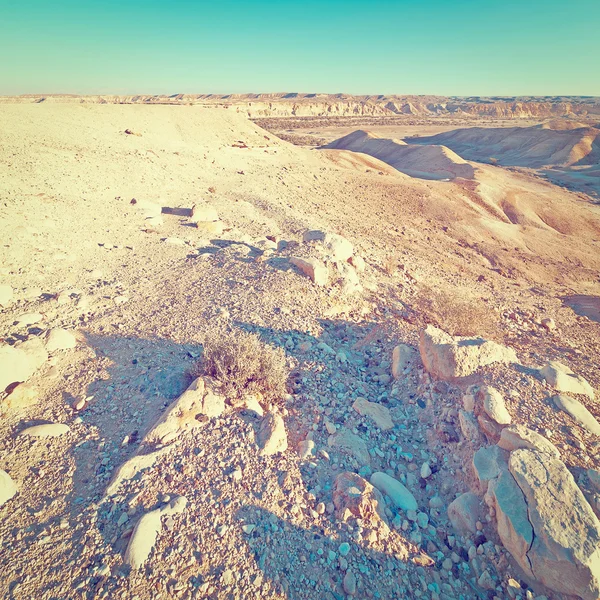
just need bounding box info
[1,0,598,96]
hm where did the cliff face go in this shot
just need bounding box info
[1,93,598,118]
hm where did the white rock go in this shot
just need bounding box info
[0,285,13,307]
[297,439,315,459]
[479,386,512,425]
[0,470,18,507]
[448,492,485,535]
[258,413,288,456]
[45,328,77,352]
[1,382,39,411]
[328,429,370,466]
[420,462,432,479]
[370,472,418,511]
[289,257,329,286]
[553,394,600,436]
[540,361,594,399]
[189,203,219,223]
[16,312,43,327]
[19,423,70,437]
[124,496,187,568]
[349,255,366,273]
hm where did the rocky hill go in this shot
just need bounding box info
[1,104,600,600]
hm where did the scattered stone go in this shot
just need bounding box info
[0,285,13,307]
[0,470,18,507]
[45,328,77,352]
[448,492,485,535]
[189,203,219,223]
[498,424,560,458]
[18,423,70,438]
[478,570,495,590]
[349,255,366,272]
[124,496,187,568]
[303,230,354,262]
[163,237,187,246]
[194,220,225,236]
[289,257,329,286]
[541,317,556,331]
[343,571,357,596]
[15,312,43,327]
[297,439,315,459]
[419,325,517,380]
[328,429,370,466]
[391,344,417,379]
[352,397,393,430]
[458,410,483,445]
[420,462,432,479]
[257,413,288,456]
[479,385,511,425]
[144,377,225,445]
[370,472,418,511]
[552,394,600,436]
[540,360,594,399]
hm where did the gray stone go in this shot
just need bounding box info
[370,472,418,511]
[552,394,600,436]
[473,445,509,486]
[448,492,485,535]
[352,397,393,430]
[328,429,370,466]
[391,344,417,379]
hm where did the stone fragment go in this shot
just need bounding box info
[552,394,600,436]
[479,386,511,425]
[45,328,77,352]
[189,203,219,223]
[473,445,509,486]
[419,325,517,380]
[144,377,224,445]
[448,492,485,535]
[458,410,483,445]
[333,472,389,531]
[349,255,366,272]
[124,496,187,568]
[498,424,560,458]
[477,413,502,442]
[391,344,417,379]
[289,257,329,286]
[328,429,370,466]
[297,439,315,459]
[19,423,70,437]
[370,472,418,511]
[16,312,43,326]
[0,470,18,507]
[343,571,357,596]
[352,397,393,430]
[257,413,288,456]
[540,360,594,399]
[303,230,354,262]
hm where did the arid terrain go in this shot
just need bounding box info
[2,100,600,600]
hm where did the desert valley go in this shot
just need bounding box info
[1,92,600,600]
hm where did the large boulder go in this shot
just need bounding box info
[448,492,486,535]
[540,361,594,399]
[419,325,517,380]
[391,344,417,379]
[491,449,600,600]
[289,257,329,286]
[498,424,560,458]
[144,377,225,445]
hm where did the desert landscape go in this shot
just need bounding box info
[1,91,600,600]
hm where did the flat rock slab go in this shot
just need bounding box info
[473,445,509,485]
[498,424,560,458]
[352,397,394,430]
[508,449,600,600]
[419,325,517,380]
[448,492,485,535]
[328,429,370,466]
[0,339,47,391]
[18,423,70,438]
[1,383,39,411]
[552,394,600,436]
[124,496,187,569]
[370,471,417,511]
[540,360,594,399]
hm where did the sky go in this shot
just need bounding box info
[1,0,598,96]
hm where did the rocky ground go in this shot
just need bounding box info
[1,104,600,600]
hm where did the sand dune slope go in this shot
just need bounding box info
[323,130,476,180]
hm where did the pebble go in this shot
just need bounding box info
[339,542,350,557]
[343,571,357,595]
[420,462,432,479]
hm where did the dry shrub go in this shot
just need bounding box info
[412,284,499,339]
[198,329,288,401]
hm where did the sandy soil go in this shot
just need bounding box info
[1,104,600,600]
